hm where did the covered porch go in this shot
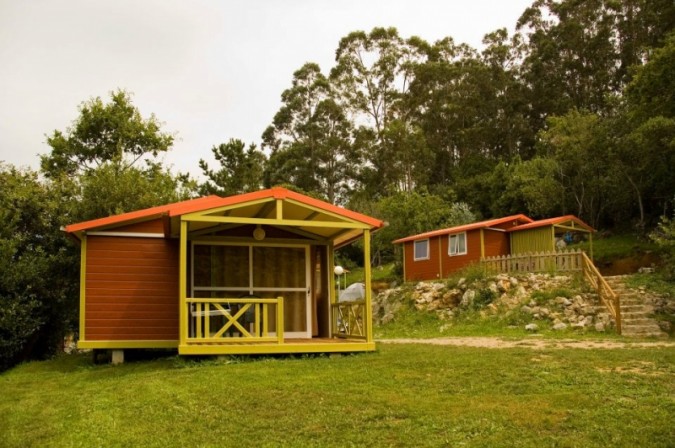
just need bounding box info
[175,188,382,355]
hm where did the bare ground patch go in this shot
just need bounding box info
[377,337,675,350]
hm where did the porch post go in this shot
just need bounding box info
[363,229,373,343]
[179,220,188,346]
[328,242,335,337]
[79,234,87,342]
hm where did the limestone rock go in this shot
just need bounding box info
[552,322,568,331]
[525,323,539,332]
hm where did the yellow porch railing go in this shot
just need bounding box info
[186,297,284,344]
[332,300,367,339]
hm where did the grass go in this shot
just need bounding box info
[574,233,659,263]
[340,262,398,286]
[1,345,673,447]
[374,304,626,341]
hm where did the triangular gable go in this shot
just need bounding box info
[508,215,594,233]
[65,187,384,245]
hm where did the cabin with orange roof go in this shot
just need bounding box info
[65,187,384,361]
[393,215,593,282]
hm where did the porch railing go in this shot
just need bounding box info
[332,300,367,339]
[482,249,584,274]
[186,297,284,344]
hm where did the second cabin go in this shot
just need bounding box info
[393,215,594,282]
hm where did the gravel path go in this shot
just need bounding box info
[377,337,675,350]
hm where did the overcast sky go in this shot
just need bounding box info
[0,0,533,178]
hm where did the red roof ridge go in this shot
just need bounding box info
[393,214,533,244]
[508,215,594,232]
[65,187,384,233]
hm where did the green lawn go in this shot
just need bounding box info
[1,344,673,447]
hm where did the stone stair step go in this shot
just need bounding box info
[621,312,651,319]
[622,318,657,326]
[619,305,649,312]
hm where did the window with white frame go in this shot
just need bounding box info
[413,239,430,261]
[448,232,467,256]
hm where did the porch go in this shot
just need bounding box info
[175,187,383,355]
[180,295,372,355]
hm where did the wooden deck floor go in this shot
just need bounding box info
[179,336,374,355]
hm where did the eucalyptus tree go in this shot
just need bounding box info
[329,27,430,195]
[199,139,266,196]
[263,62,357,204]
[514,0,675,133]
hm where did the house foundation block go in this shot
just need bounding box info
[111,350,124,365]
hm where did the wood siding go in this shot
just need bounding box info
[483,229,510,258]
[404,229,511,281]
[403,237,443,281]
[511,227,555,254]
[85,236,179,340]
[440,230,481,277]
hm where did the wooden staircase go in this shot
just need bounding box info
[604,275,668,338]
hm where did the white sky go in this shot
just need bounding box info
[0,0,533,178]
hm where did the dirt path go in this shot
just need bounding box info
[377,337,675,350]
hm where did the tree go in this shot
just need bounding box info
[0,165,78,371]
[41,89,174,178]
[263,63,357,204]
[538,110,616,228]
[75,162,196,222]
[199,139,265,196]
[330,27,428,196]
[490,157,564,218]
[368,190,476,265]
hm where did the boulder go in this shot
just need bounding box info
[552,322,568,331]
[460,290,475,307]
[525,323,539,332]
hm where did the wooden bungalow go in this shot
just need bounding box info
[393,215,533,281]
[65,187,384,360]
[394,214,593,282]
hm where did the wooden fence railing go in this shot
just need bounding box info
[481,250,621,334]
[482,249,584,274]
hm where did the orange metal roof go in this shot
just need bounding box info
[393,214,533,244]
[508,215,594,232]
[65,187,384,233]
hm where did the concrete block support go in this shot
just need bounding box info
[111,350,124,365]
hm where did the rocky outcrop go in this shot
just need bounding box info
[372,273,614,332]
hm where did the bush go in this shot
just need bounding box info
[650,214,675,280]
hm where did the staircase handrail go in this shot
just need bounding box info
[580,252,622,334]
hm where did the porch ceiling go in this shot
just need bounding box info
[173,196,371,247]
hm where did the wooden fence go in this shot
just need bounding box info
[482,250,584,274]
[481,250,622,334]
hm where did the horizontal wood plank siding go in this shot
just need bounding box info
[403,239,441,281]
[85,236,179,340]
[441,230,482,278]
[483,229,510,258]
